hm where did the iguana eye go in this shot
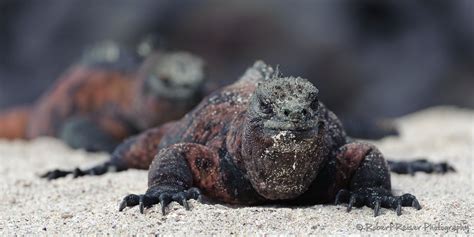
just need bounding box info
[260,100,273,114]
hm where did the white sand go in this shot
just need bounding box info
[0,106,472,235]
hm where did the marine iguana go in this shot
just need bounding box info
[112,61,427,216]
[0,41,206,153]
[41,61,439,217]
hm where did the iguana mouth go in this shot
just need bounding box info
[264,128,316,139]
[263,120,319,138]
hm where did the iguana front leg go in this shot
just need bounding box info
[119,143,221,214]
[42,123,174,180]
[334,142,421,216]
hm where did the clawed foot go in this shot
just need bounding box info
[119,186,202,214]
[388,159,456,175]
[40,169,74,180]
[335,188,421,217]
[40,168,97,180]
[40,162,117,180]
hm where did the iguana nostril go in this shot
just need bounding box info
[283,108,307,120]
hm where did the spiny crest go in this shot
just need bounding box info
[259,76,319,106]
[242,61,319,105]
[268,65,282,81]
[245,61,319,106]
[240,61,275,83]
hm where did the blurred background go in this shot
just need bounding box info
[1,0,473,119]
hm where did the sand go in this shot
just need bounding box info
[0,106,472,235]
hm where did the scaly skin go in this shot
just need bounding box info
[109,61,421,216]
[41,61,453,216]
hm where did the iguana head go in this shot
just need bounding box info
[242,61,327,200]
[141,52,205,100]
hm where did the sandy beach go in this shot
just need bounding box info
[0,106,472,235]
